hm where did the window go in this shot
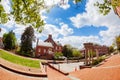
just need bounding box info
[56,47,57,50]
[38,49,41,52]
[59,47,61,50]
[44,49,46,53]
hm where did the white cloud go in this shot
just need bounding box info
[39,23,73,39]
[1,0,11,13]
[57,35,101,49]
[13,26,26,36]
[59,0,70,10]
[1,0,120,49]
[44,0,70,10]
[0,27,7,37]
[41,24,60,38]
[60,23,73,36]
[3,20,15,29]
[70,0,120,28]
[70,0,120,47]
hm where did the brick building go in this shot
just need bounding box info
[83,43,109,56]
[35,35,62,59]
[44,35,62,53]
[83,43,109,65]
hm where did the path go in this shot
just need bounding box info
[47,66,70,80]
[0,66,44,80]
[51,62,84,73]
[70,54,120,80]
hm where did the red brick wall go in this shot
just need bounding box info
[44,35,63,53]
[35,35,63,59]
[84,43,108,56]
[35,46,53,57]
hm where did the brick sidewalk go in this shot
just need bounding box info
[47,66,70,80]
[0,49,71,80]
[70,54,120,80]
[0,66,44,80]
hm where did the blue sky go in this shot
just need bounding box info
[0,0,120,49]
[43,0,108,36]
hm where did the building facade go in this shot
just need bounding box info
[83,43,109,56]
[44,35,62,53]
[35,35,62,59]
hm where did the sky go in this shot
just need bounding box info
[0,0,120,49]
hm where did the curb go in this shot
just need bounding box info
[47,63,69,75]
[0,58,47,77]
[0,64,47,77]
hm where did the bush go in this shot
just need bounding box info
[54,52,63,60]
[92,55,106,65]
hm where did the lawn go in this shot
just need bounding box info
[0,49,40,68]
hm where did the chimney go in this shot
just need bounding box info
[48,34,52,39]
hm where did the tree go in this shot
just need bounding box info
[3,30,17,50]
[0,0,83,28]
[0,3,8,24]
[1,0,119,28]
[0,28,1,32]
[109,45,114,53]
[72,49,82,58]
[62,45,73,58]
[95,0,120,16]
[0,0,45,32]
[20,26,35,56]
[115,35,120,52]
[54,52,63,59]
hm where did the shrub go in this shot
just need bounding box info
[92,55,106,65]
[54,52,63,60]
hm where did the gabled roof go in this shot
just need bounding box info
[44,34,57,46]
[38,41,53,48]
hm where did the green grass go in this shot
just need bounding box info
[0,50,40,68]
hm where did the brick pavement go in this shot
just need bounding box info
[0,67,44,80]
[46,66,70,80]
[0,49,71,80]
[70,54,120,80]
[1,49,120,80]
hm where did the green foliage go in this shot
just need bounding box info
[0,50,40,68]
[11,0,45,32]
[62,45,73,58]
[0,4,8,24]
[74,0,82,4]
[20,26,35,56]
[95,0,120,16]
[3,30,17,50]
[115,35,120,52]
[109,45,115,53]
[54,52,63,59]
[92,55,106,65]
[88,49,96,57]
[72,49,82,58]
[94,0,111,15]
[0,0,45,32]
[111,0,120,9]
